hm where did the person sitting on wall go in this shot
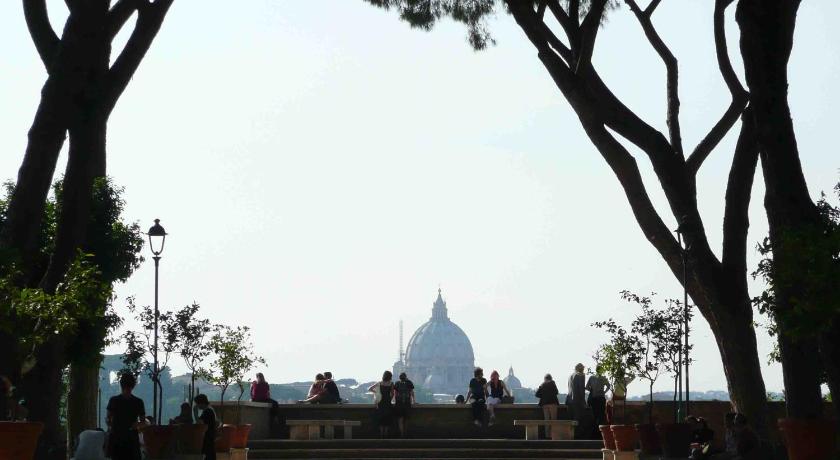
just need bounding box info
[455,394,466,404]
[486,370,512,426]
[466,367,488,428]
[322,372,342,404]
[251,372,281,424]
[169,402,194,424]
[298,374,327,403]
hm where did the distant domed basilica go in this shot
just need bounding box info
[393,289,475,395]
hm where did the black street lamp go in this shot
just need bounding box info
[147,218,167,423]
[675,216,692,419]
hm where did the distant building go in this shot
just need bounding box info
[394,289,476,395]
[504,367,523,390]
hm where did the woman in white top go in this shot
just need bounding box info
[485,370,511,426]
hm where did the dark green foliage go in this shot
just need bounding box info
[0,178,142,371]
[365,0,497,49]
[364,0,621,50]
[753,179,840,338]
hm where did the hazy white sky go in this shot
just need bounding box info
[2,1,838,395]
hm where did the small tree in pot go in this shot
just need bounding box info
[200,325,264,424]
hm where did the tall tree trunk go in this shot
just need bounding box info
[819,319,840,421]
[67,356,101,450]
[22,341,66,460]
[737,0,829,420]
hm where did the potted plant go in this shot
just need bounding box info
[624,291,670,456]
[778,418,838,460]
[201,323,264,452]
[609,425,638,452]
[656,299,694,457]
[0,421,43,460]
[141,424,176,460]
[174,423,207,459]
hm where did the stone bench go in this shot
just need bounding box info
[286,420,362,440]
[513,419,577,440]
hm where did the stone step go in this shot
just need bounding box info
[249,439,605,450]
[247,448,603,459]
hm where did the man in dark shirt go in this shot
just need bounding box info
[466,367,488,427]
[106,373,146,460]
[194,394,217,460]
[322,371,341,404]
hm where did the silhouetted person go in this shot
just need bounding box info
[535,374,560,438]
[566,363,587,433]
[194,394,216,460]
[586,365,610,434]
[393,372,415,437]
[106,373,147,460]
[466,367,488,427]
[687,416,714,459]
[323,371,342,404]
[455,394,466,404]
[368,371,394,438]
[170,402,193,425]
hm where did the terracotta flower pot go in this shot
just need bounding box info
[635,423,661,455]
[141,425,176,460]
[599,425,616,450]
[610,425,638,452]
[230,424,251,448]
[0,422,43,460]
[215,424,236,453]
[656,422,693,458]
[175,423,207,455]
[778,418,838,460]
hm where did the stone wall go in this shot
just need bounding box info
[212,400,834,450]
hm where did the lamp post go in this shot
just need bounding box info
[147,218,167,423]
[675,217,691,419]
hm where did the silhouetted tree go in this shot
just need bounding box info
[0,2,173,455]
[737,0,840,425]
[364,0,779,445]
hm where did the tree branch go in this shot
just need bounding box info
[575,0,608,74]
[104,0,173,115]
[686,0,748,174]
[546,0,578,49]
[582,121,683,273]
[626,0,683,156]
[721,108,759,288]
[23,0,60,71]
[645,0,662,17]
[107,0,140,41]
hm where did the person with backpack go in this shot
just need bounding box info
[393,372,415,437]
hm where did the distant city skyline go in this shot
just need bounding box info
[2,1,839,395]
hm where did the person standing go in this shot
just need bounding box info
[393,372,415,438]
[535,374,560,439]
[566,363,587,438]
[368,371,395,438]
[106,373,147,460]
[194,394,217,460]
[466,367,488,427]
[586,365,610,433]
[486,370,511,426]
